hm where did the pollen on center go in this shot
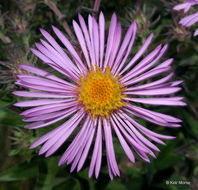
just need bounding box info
[76,65,126,118]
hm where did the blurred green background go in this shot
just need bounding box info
[0,0,198,189]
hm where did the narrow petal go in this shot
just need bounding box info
[103,118,120,177]
[123,67,171,86]
[52,25,86,73]
[179,12,198,27]
[77,124,96,172]
[121,33,153,74]
[13,91,72,98]
[173,3,190,11]
[19,64,75,87]
[88,15,96,66]
[113,22,137,75]
[125,97,186,106]
[31,48,76,81]
[194,28,198,36]
[110,116,135,163]
[16,78,67,92]
[89,119,102,178]
[124,106,181,127]
[23,109,73,122]
[58,117,91,166]
[24,107,78,129]
[108,23,122,69]
[103,13,117,70]
[99,12,105,67]
[121,44,169,82]
[155,58,173,69]
[40,28,81,73]
[123,44,168,80]
[124,87,181,96]
[38,111,84,155]
[21,101,77,117]
[14,99,73,107]
[45,113,85,157]
[35,43,79,80]
[114,113,160,152]
[40,38,80,76]
[92,18,100,66]
[125,73,173,91]
[78,13,95,67]
[30,122,65,149]
[73,20,91,68]
[134,122,176,140]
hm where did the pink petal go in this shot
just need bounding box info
[24,107,78,129]
[122,33,153,74]
[123,67,171,86]
[108,23,122,69]
[194,28,198,36]
[99,12,105,68]
[58,116,91,166]
[77,124,96,172]
[125,97,186,106]
[73,20,91,68]
[113,22,137,75]
[110,116,135,162]
[103,118,120,177]
[21,101,77,117]
[103,13,117,70]
[89,119,102,178]
[14,99,72,107]
[52,25,86,73]
[19,64,75,87]
[124,87,181,96]
[78,13,94,68]
[92,18,100,66]
[13,91,72,98]
[40,28,80,73]
[125,73,173,91]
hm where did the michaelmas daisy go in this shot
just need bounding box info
[13,12,186,179]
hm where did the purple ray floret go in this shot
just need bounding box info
[173,0,198,36]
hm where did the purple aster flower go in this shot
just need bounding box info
[13,12,186,179]
[173,0,198,36]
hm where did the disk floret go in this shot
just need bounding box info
[76,66,126,118]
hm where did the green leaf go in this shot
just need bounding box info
[105,181,126,190]
[0,159,37,181]
[154,143,179,171]
[78,168,95,190]
[183,111,198,137]
[34,157,60,190]
[53,177,81,190]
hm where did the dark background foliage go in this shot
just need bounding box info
[0,0,198,189]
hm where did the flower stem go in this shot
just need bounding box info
[93,0,101,16]
[137,0,141,10]
[45,0,74,40]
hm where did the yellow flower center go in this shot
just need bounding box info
[76,65,126,118]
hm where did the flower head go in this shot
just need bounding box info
[173,0,198,36]
[0,45,30,94]
[124,5,160,35]
[76,65,126,118]
[13,12,185,179]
